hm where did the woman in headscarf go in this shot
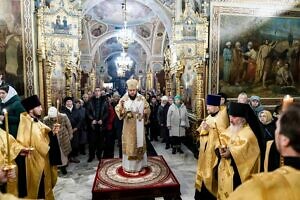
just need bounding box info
[167,95,190,154]
[0,84,25,138]
[258,110,276,143]
[43,107,73,175]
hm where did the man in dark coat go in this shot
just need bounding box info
[86,87,108,162]
[61,97,81,163]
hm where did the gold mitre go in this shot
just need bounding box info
[126,79,138,90]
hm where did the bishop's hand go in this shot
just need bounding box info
[219,146,231,158]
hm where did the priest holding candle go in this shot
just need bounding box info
[16,95,61,199]
[0,108,30,197]
[0,125,25,196]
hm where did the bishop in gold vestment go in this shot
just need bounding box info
[0,128,24,196]
[16,95,61,199]
[115,79,150,173]
[195,95,229,199]
[217,102,260,200]
[228,102,300,200]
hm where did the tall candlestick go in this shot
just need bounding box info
[29,119,33,148]
[282,95,294,112]
[203,99,206,119]
[56,99,59,123]
[3,109,10,165]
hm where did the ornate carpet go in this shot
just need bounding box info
[92,156,180,200]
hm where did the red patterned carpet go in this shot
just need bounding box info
[92,156,180,200]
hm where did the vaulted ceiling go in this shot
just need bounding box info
[79,0,174,79]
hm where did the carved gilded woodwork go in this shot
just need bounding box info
[36,0,82,108]
[165,0,209,121]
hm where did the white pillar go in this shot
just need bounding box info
[175,0,182,21]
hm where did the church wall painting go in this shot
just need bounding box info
[0,0,25,96]
[210,2,300,102]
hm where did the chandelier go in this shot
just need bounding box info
[117,0,134,50]
[115,51,133,77]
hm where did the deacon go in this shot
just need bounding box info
[195,94,229,200]
[228,103,300,199]
[115,79,150,173]
[16,95,61,199]
[217,102,261,199]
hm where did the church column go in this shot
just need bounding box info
[175,72,181,96]
[65,63,72,97]
[89,68,96,92]
[164,69,171,96]
[175,0,182,21]
[36,6,46,107]
[195,62,206,120]
[76,67,82,99]
[37,49,46,108]
[146,70,153,92]
[45,60,54,109]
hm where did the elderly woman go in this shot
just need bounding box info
[167,95,190,154]
[258,110,276,143]
[43,107,73,175]
[0,84,25,138]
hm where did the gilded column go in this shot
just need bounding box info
[175,0,182,21]
[37,49,45,107]
[164,69,171,96]
[175,72,181,96]
[76,67,82,99]
[45,60,54,109]
[195,63,206,120]
[65,63,72,97]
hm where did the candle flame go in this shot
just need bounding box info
[2,109,7,114]
[284,94,292,99]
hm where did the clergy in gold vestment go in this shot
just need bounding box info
[115,79,150,173]
[16,95,61,199]
[195,95,229,200]
[217,102,260,200]
[0,128,24,196]
[228,103,300,200]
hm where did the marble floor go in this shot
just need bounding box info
[54,140,197,200]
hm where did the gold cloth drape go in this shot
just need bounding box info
[228,166,300,200]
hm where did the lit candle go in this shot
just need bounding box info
[3,109,10,165]
[56,99,59,123]
[282,95,294,112]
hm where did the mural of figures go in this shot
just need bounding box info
[52,15,71,34]
[91,23,107,37]
[218,14,300,97]
[136,25,151,38]
[0,0,24,96]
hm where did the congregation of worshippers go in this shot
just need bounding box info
[0,78,299,200]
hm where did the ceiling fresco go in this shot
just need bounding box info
[90,0,156,26]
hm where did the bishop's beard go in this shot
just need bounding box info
[228,123,244,135]
[129,93,137,100]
